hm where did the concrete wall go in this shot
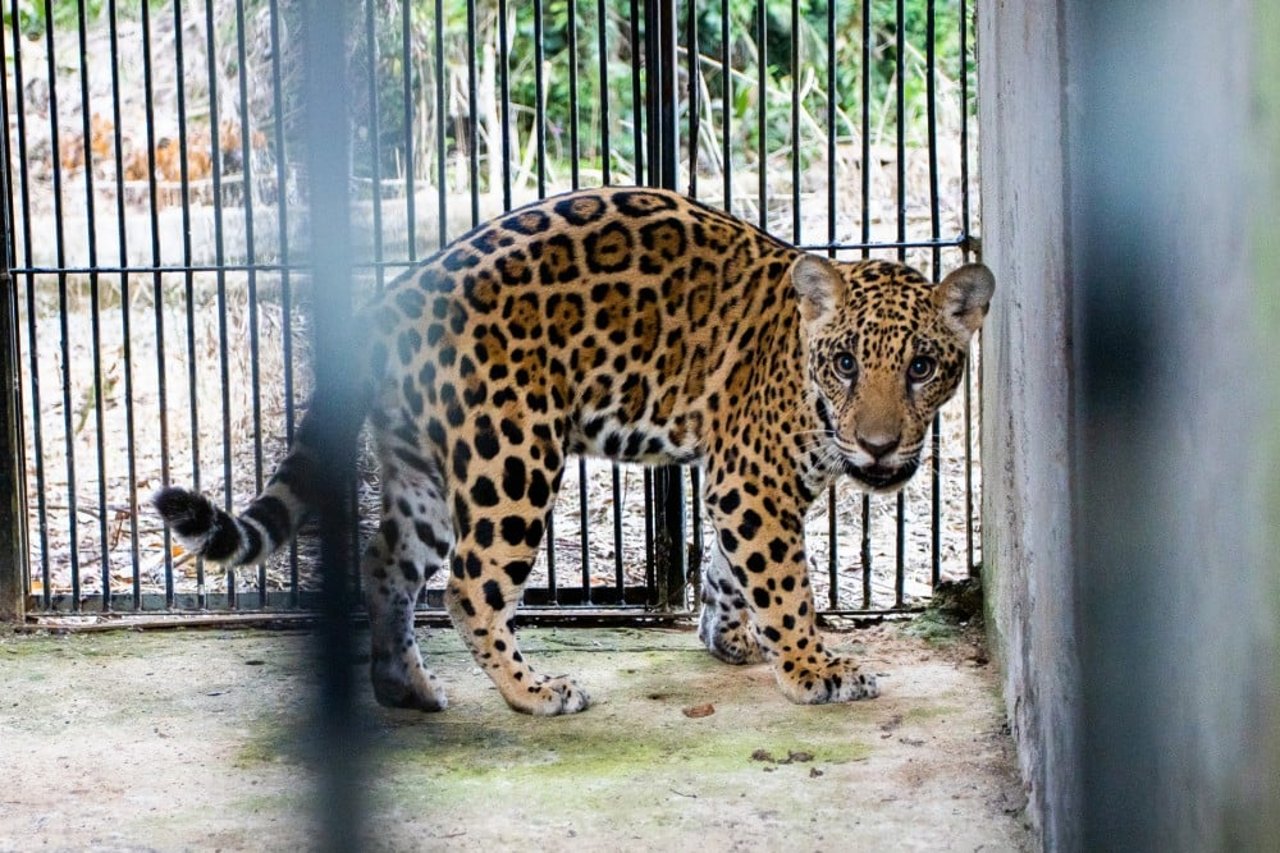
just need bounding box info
[980,0,1280,847]
[977,2,1078,847]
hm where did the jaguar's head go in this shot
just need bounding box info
[791,255,994,493]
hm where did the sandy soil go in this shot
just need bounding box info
[0,623,1029,852]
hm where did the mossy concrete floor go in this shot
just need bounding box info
[0,623,1030,851]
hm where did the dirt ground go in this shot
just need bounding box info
[0,622,1030,852]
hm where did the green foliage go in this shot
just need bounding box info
[506,0,643,178]
[355,0,970,189]
[6,0,105,38]
[692,0,967,158]
[10,0,969,192]
[4,0,165,39]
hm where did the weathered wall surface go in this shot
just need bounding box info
[977,2,1078,848]
[981,0,1280,848]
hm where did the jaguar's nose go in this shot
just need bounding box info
[856,433,900,460]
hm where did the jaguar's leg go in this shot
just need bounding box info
[698,536,765,664]
[704,475,878,704]
[443,440,588,716]
[363,465,452,712]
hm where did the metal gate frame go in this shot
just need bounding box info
[0,0,977,624]
[0,143,22,621]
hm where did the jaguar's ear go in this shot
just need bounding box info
[790,254,846,327]
[935,263,995,338]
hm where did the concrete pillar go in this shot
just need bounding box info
[978,2,1079,847]
[980,0,1280,847]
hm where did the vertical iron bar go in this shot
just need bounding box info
[104,0,136,604]
[170,0,200,610]
[720,0,730,211]
[8,0,46,609]
[627,0,650,594]
[567,0,589,602]
[142,0,173,607]
[789,0,799,242]
[402,0,417,260]
[690,466,702,606]
[755,0,766,227]
[579,458,590,602]
[894,0,906,606]
[267,0,298,605]
[825,0,835,240]
[827,487,838,608]
[600,1,622,593]
[611,464,623,593]
[895,495,906,607]
[365,0,386,290]
[569,0,580,189]
[859,0,872,605]
[73,0,110,609]
[686,0,698,198]
[536,0,556,603]
[959,0,971,241]
[929,418,942,589]
[234,0,267,606]
[964,356,975,571]
[597,0,611,185]
[42,0,80,609]
[894,0,906,259]
[644,0,658,183]
[960,0,975,577]
[825,0,838,609]
[203,0,232,608]
[861,497,871,608]
[926,0,942,588]
[435,0,447,245]
[0,30,13,288]
[653,0,684,607]
[540,0,557,600]
[499,0,512,207]
[860,0,871,253]
[643,467,654,599]
[466,0,480,224]
[0,33,23,618]
[629,0,644,185]
[546,515,558,603]
[0,281,20,619]
[369,0,403,579]
[534,0,546,198]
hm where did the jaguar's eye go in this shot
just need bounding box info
[908,355,937,382]
[834,352,857,380]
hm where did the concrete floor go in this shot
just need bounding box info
[0,622,1030,851]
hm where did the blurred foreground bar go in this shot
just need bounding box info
[1072,1,1280,849]
[301,0,364,849]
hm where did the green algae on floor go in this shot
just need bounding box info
[0,625,1029,851]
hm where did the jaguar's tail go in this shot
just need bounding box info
[152,392,368,567]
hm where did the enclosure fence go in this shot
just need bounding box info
[0,0,977,620]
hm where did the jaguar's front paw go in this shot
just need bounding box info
[370,654,449,712]
[773,652,878,704]
[698,603,765,665]
[503,673,591,716]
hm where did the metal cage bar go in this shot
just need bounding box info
[0,0,978,621]
[0,45,22,617]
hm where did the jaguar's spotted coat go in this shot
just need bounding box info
[154,187,993,715]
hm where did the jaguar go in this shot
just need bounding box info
[154,186,994,716]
